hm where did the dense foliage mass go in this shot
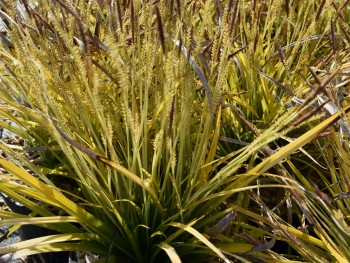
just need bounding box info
[0,0,350,262]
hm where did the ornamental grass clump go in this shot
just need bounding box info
[0,0,350,262]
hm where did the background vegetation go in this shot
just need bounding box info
[0,0,350,262]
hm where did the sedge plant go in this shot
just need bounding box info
[0,0,350,262]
